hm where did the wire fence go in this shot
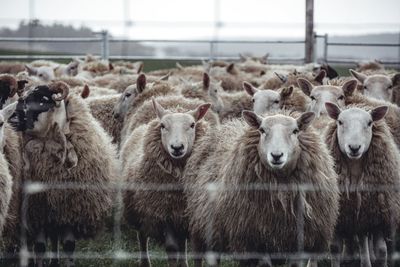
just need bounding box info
[0,31,399,67]
[1,179,399,266]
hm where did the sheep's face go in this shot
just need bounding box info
[152,99,210,159]
[298,78,357,117]
[113,74,146,120]
[66,60,80,76]
[0,76,18,110]
[326,103,388,160]
[26,65,55,82]
[243,82,282,115]
[15,85,68,134]
[243,111,315,171]
[350,70,393,101]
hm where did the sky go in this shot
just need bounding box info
[0,0,399,39]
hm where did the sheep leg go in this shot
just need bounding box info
[372,234,387,267]
[49,232,59,267]
[177,237,188,267]
[33,230,46,267]
[330,236,343,267]
[359,235,372,267]
[137,231,151,267]
[62,229,75,267]
[165,227,180,267]
[306,259,318,267]
[190,234,205,267]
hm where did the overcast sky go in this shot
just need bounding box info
[1,0,400,39]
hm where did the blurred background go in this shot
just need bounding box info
[0,0,399,66]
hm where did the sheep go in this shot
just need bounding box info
[0,74,28,109]
[243,82,308,115]
[73,84,118,98]
[313,63,339,80]
[178,73,225,114]
[113,74,176,125]
[13,81,117,267]
[0,105,15,237]
[350,69,400,102]
[25,65,56,82]
[0,62,26,75]
[325,102,400,267]
[54,59,80,77]
[123,98,211,267]
[0,103,23,260]
[356,60,385,74]
[121,95,219,146]
[86,94,123,144]
[263,69,327,90]
[184,110,339,267]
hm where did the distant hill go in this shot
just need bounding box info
[0,20,154,56]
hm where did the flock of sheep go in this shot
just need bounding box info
[0,54,399,267]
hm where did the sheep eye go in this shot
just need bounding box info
[39,74,42,77]
[338,95,344,100]
[125,93,131,98]
[388,85,393,90]
[293,128,299,134]
[338,120,343,125]
[259,128,265,134]
[368,120,373,127]
[252,98,255,103]
[160,123,165,129]
[214,90,217,93]
[364,86,367,90]
[190,122,195,129]
[274,100,279,104]
[0,122,3,127]
[310,96,316,101]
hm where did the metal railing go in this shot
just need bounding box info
[0,30,399,66]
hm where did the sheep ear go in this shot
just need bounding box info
[203,73,210,90]
[325,102,341,120]
[176,62,184,70]
[159,72,170,81]
[314,70,326,84]
[226,63,235,74]
[190,103,211,122]
[324,64,339,79]
[280,86,293,99]
[152,98,167,119]
[297,78,313,96]
[260,53,269,64]
[0,102,17,121]
[274,72,287,83]
[243,81,258,96]
[25,65,37,75]
[392,73,400,87]
[239,53,247,62]
[297,112,315,131]
[81,84,90,99]
[108,62,114,71]
[342,79,358,97]
[371,106,388,122]
[136,62,144,74]
[260,70,266,76]
[350,69,367,83]
[136,74,146,93]
[242,110,262,129]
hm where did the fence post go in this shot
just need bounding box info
[305,0,314,63]
[323,33,328,62]
[100,30,109,60]
[209,41,215,62]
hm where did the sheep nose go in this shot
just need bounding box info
[348,144,361,154]
[113,112,120,119]
[171,144,184,152]
[270,152,283,161]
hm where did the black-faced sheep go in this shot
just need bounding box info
[14,82,117,267]
[123,98,211,267]
[325,102,400,267]
[185,111,339,267]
